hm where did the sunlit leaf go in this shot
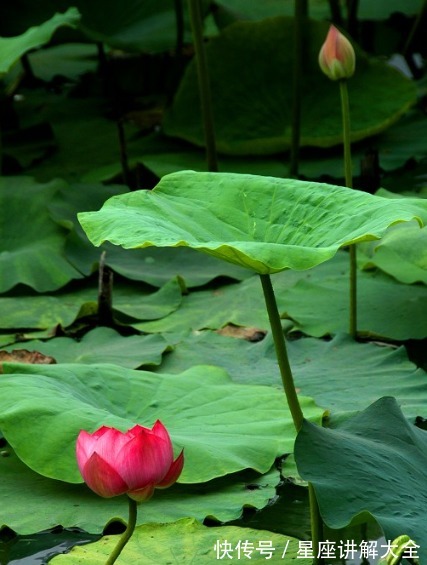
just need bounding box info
[359,222,427,285]
[50,518,300,563]
[78,170,427,274]
[0,447,280,533]
[156,331,427,422]
[0,363,324,483]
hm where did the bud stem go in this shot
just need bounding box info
[339,79,357,339]
[105,497,138,565]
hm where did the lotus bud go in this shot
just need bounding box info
[76,421,184,501]
[318,25,355,81]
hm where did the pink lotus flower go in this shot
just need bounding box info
[318,25,355,81]
[76,421,184,501]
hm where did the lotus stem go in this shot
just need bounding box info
[187,0,219,172]
[339,79,357,338]
[289,0,308,177]
[308,483,323,562]
[260,273,323,553]
[105,497,137,565]
[259,274,303,430]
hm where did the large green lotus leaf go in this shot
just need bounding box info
[157,331,427,422]
[0,328,170,368]
[0,445,280,534]
[139,109,427,180]
[0,7,80,76]
[78,171,427,275]
[47,179,250,286]
[51,517,299,563]
[295,397,427,562]
[359,222,427,285]
[284,268,427,340]
[0,363,324,483]
[139,108,427,180]
[290,334,427,422]
[163,18,416,154]
[0,177,83,292]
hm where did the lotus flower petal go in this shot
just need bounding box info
[76,421,183,500]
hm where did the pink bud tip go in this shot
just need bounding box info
[318,25,356,81]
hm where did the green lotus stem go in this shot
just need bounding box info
[105,497,137,565]
[260,274,323,552]
[308,483,322,562]
[187,0,219,172]
[259,274,303,430]
[339,79,357,338]
[289,0,308,177]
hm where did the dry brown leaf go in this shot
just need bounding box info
[0,349,56,373]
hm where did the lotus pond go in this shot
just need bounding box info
[1,1,427,564]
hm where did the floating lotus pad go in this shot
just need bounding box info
[0,363,324,484]
[156,331,427,422]
[163,17,417,154]
[283,268,427,340]
[359,222,427,285]
[0,448,280,533]
[78,170,427,274]
[0,177,83,293]
[50,518,300,563]
[1,327,170,368]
